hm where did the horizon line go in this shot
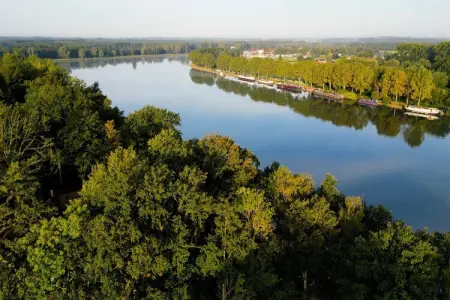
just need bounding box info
[1,35,449,40]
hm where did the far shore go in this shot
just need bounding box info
[190,64,448,115]
[53,53,188,63]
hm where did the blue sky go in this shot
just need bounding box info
[1,0,449,38]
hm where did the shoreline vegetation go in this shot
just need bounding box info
[189,63,419,112]
[1,54,450,299]
[189,46,450,114]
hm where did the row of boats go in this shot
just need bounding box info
[232,75,444,120]
[236,75,344,100]
[357,99,443,120]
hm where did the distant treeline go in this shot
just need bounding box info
[3,42,194,59]
[388,43,450,75]
[1,37,448,63]
[0,39,245,59]
[189,45,450,108]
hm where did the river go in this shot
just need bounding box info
[58,56,450,231]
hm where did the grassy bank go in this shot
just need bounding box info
[190,64,219,75]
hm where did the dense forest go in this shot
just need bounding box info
[1,54,450,299]
[189,43,450,108]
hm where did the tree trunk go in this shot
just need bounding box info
[58,166,63,185]
[329,82,332,90]
[221,283,226,300]
[303,270,308,291]
[418,98,421,106]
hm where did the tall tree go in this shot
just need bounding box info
[410,67,435,106]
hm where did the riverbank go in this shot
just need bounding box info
[190,64,219,75]
[190,64,448,115]
[53,53,188,63]
[191,63,352,96]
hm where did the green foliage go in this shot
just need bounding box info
[123,105,181,152]
[217,53,233,71]
[339,222,439,300]
[409,67,435,105]
[433,72,449,88]
[395,43,432,62]
[0,55,449,300]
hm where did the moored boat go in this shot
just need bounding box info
[277,83,302,93]
[405,105,441,115]
[358,99,378,106]
[313,90,344,100]
[237,75,256,83]
[305,87,316,93]
[404,112,439,120]
[258,80,274,87]
[224,76,237,81]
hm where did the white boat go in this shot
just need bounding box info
[404,112,439,120]
[237,80,256,86]
[237,75,256,83]
[405,105,441,115]
[224,76,237,81]
[257,80,274,87]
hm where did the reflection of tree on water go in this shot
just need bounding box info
[371,107,402,137]
[403,123,425,147]
[291,100,370,130]
[59,55,188,72]
[168,56,189,65]
[189,70,216,86]
[190,71,450,148]
[216,77,292,107]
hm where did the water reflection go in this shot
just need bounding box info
[189,70,450,148]
[59,55,189,73]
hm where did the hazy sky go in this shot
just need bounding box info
[1,0,449,38]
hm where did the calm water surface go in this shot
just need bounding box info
[60,56,450,231]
